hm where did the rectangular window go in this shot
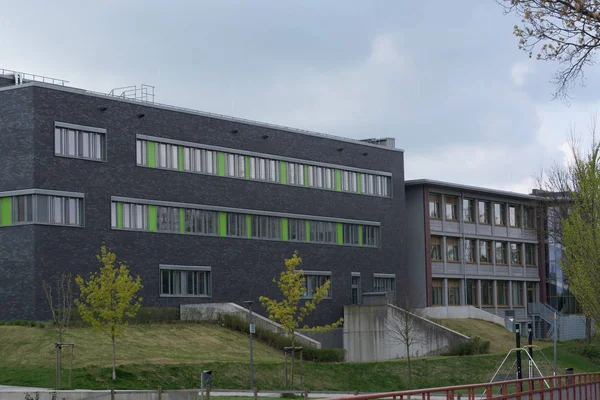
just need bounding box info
[478,201,490,224]
[250,215,281,240]
[342,224,359,245]
[136,140,147,166]
[480,240,491,263]
[464,239,476,263]
[432,279,443,306]
[111,202,117,228]
[288,163,305,186]
[341,171,358,193]
[447,237,459,262]
[351,273,361,305]
[524,207,535,229]
[121,203,147,230]
[448,280,461,306]
[226,213,247,237]
[13,195,33,223]
[509,205,521,227]
[302,273,331,299]
[184,209,218,235]
[481,280,494,306]
[463,199,475,222]
[362,225,380,247]
[157,206,180,233]
[494,203,506,226]
[373,274,395,293]
[512,282,524,306]
[525,244,536,265]
[429,194,441,219]
[160,266,211,297]
[288,218,306,241]
[495,242,507,264]
[55,125,106,161]
[431,236,442,261]
[31,195,82,226]
[445,196,458,221]
[510,243,522,266]
[497,281,509,306]
[467,280,478,306]
[310,221,337,244]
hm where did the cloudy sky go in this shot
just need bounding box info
[2,0,599,194]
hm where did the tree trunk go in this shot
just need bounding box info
[112,336,116,380]
[290,339,295,389]
[406,343,412,387]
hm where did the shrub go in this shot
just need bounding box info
[572,344,600,362]
[442,336,490,356]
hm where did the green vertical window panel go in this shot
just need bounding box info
[219,212,227,236]
[336,223,343,244]
[280,162,287,184]
[335,170,342,191]
[245,156,250,179]
[148,206,157,232]
[178,147,184,171]
[246,215,252,237]
[180,209,185,233]
[147,142,156,167]
[357,173,362,193]
[358,224,363,246]
[282,218,289,240]
[1,197,11,226]
[305,220,311,242]
[304,165,309,187]
[117,203,123,229]
[217,152,225,177]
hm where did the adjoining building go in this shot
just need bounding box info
[405,180,544,320]
[0,70,405,323]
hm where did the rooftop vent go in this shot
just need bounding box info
[359,137,396,149]
[108,84,155,103]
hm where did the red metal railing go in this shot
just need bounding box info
[324,373,600,400]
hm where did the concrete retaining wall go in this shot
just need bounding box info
[419,306,505,326]
[180,302,321,348]
[343,304,470,362]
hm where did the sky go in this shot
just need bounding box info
[2,0,600,194]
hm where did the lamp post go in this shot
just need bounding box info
[243,300,255,391]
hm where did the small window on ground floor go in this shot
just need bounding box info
[160,266,211,297]
[448,279,461,306]
[432,279,443,306]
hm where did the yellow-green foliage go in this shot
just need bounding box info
[259,251,343,343]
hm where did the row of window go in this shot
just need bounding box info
[111,201,381,247]
[432,279,533,307]
[430,236,536,265]
[429,194,535,228]
[0,194,84,227]
[160,265,395,302]
[55,126,106,161]
[136,138,391,197]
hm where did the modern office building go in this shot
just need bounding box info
[405,180,544,319]
[0,71,405,323]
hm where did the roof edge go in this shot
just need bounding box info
[406,179,538,200]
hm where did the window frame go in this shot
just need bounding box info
[478,201,490,224]
[159,265,212,298]
[445,196,458,221]
[430,236,442,261]
[446,237,460,262]
[432,279,443,306]
[463,198,475,223]
[429,194,441,219]
[494,203,506,226]
[301,271,332,299]
[351,272,361,305]
[54,122,107,163]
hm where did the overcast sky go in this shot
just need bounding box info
[2,0,599,194]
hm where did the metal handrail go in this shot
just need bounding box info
[0,68,68,86]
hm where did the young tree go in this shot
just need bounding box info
[259,251,343,387]
[496,0,600,99]
[42,272,73,343]
[75,245,143,380]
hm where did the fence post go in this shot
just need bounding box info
[111,389,115,400]
[158,385,162,400]
[304,387,308,400]
[254,387,258,400]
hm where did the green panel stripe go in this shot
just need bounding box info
[178,146,184,171]
[305,220,311,242]
[336,223,343,244]
[180,209,185,233]
[304,165,309,187]
[357,173,362,193]
[217,152,225,177]
[280,162,287,184]
[148,206,157,232]
[245,156,250,179]
[219,212,227,236]
[335,169,342,191]
[147,142,156,167]
[1,197,12,226]
[247,215,252,238]
[117,203,123,229]
[282,218,289,240]
[358,225,363,246]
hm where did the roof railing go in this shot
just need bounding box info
[0,68,69,86]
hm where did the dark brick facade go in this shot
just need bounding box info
[0,83,405,324]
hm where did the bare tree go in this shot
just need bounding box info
[42,272,73,342]
[495,0,600,100]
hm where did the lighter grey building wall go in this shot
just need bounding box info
[405,186,427,308]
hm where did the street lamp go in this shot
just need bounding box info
[243,300,255,391]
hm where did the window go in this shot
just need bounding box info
[342,171,358,193]
[225,153,245,178]
[494,203,506,226]
[33,195,83,226]
[447,237,459,262]
[13,195,33,223]
[467,280,478,306]
[157,206,180,233]
[55,125,106,161]
[431,236,442,261]
[308,166,335,190]
[288,218,306,241]
[429,194,441,219]
[524,207,535,229]
[184,209,218,235]
[249,157,279,182]
[478,201,490,224]
[495,242,507,264]
[463,199,475,222]
[510,243,522,266]
[445,196,458,221]
[302,273,331,299]
[513,282,524,306]
[122,203,147,230]
[373,274,395,293]
[497,281,509,306]
[250,215,281,240]
[342,224,359,245]
[111,202,117,228]
[481,280,494,306]
[359,173,389,196]
[160,266,211,297]
[227,213,247,237]
[310,221,337,244]
[288,163,305,186]
[362,225,380,247]
[432,279,443,306]
[351,273,361,305]
[448,280,461,306]
[154,143,180,170]
[136,140,147,165]
[525,244,536,265]
[480,240,491,263]
[464,239,476,263]
[185,148,217,174]
[509,205,521,227]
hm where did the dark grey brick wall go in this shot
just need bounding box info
[1,84,406,325]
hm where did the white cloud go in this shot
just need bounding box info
[511,62,533,86]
